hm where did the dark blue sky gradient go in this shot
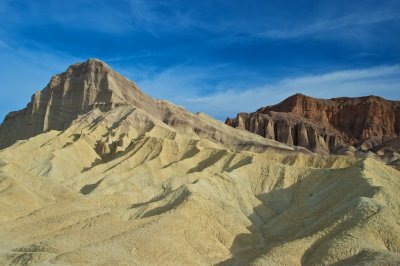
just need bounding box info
[0,0,399,120]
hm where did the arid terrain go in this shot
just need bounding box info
[0,59,400,265]
[226,93,400,165]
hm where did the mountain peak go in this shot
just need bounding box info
[74,58,109,69]
[0,59,155,148]
[64,58,111,76]
[86,58,107,65]
[291,92,307,98]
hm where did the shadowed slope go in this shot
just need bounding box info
[1,102,399,265]
[1,60,400,265]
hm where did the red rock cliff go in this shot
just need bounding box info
[226,93,400,154]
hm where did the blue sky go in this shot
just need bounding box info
[0,0,399,121]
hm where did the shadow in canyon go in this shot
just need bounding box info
[215,165,380,265]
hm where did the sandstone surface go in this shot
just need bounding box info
[1,60,400,265]
[0,59,292,153]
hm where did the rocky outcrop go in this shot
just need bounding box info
[0,59,160,148]
[227,111,344,154]
[226,93,400,154]
[0,59,292,153]
[370,137,400,164]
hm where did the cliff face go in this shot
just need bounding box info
[0,59,158,148]
[226,93,400,154]
[0,59,289,153]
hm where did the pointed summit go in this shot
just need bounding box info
[0,59,156,148]
[65,58,111,75]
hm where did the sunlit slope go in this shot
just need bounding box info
[0,104,399,265]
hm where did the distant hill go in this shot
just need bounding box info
[226,93,400,161]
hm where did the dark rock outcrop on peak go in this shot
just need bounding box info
[226,93,400,154]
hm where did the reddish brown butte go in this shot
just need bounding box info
[226,93,400,154]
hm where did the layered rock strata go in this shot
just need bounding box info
[226,93,400,154]
[0,59,291,154]
[0,59,157,148]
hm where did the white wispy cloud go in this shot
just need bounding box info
[105,51,168,63]
[131,64,400,120]
[0,1,136,34]
[1,0,398,47]
[0,40,9,49]
[2,0,208,35]
[258,11,400,40]
[197,9,400,49]
[122,63,233,100]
